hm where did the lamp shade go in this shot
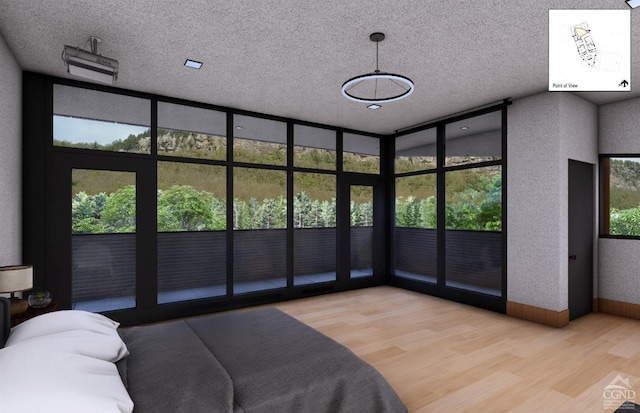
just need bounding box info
[0,265,33,293]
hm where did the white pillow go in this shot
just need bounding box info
[7,329,129,362]
[6,310,129,362]
[0,340,134,413]
[8,310,120,344]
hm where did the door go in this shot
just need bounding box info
[568,160,594,320]
[48,152,154,312]
[338,176,383,281]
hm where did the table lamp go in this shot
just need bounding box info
[0,265,34,316]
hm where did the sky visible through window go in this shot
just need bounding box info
[54,116,148,145]
[612,157,640,163]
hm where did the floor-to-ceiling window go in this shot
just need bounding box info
[343,133,381,279]
[293,124,338,285]
[156,101,228,304]
[394,127,438,283]
[28,73,507,322]
[443,112,503,296]
[53,84,151,312]
[232,115,288,294]
[392,105,506,311]
[35,75,385,322]
[293,171,337,285]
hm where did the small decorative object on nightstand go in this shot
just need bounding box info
[11,301,59,327]
[0,265,34,317]
[28,291,52,308]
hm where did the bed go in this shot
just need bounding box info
[0,298,406,413]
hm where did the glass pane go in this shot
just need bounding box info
[157,162,226,232]
[293,173,336,286]
[72,170,136,234]
[606,158,640,236]
[445,111,502,167]
[445,166,502,296]
[343,133,380,174]
[395,174,437,229]
[395,128,437,173]
[233,115,286,166]
[445,167,502,231]
[351,185,373,278]
[293,124,336,170]
[54,84,151,154]
[233,168,287,293]
[157,161,227,304]
[71,169,136,312]
[157,102,226,160]
[395,174,437,283]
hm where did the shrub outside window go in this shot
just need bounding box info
[601,157,640,237]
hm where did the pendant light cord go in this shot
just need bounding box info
[374,40,379,98]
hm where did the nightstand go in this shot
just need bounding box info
[11,302,59,327]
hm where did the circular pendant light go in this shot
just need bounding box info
[341,32,415,106]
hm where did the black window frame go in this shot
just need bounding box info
[390,102,509,313]
[23,71,509,324]
[599,154,640,240]
[23,72,389,325]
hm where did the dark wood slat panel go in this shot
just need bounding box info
[395,228,437,276]
[293,228,336,275]
[72,226,382,302]
[445,230,502,291]
[351,226,374,269]
[157,231,226,291]
[394,228,501,291]
[73,228,501,302]
[233,229,287,282]
[72,234,136,301]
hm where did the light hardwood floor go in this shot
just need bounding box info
[267,286,640,412]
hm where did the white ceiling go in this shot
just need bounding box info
[0,0,637,135]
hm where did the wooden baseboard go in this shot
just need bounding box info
[592,298,598,313]
[506,301,569,328]
[597,298,640,320]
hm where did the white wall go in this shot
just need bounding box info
[507,92,597,312]
[599,97,640,305]
[0,32,22,266]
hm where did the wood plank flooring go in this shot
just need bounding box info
[267,286,640,412]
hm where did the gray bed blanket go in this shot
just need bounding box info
[120,307,406,413]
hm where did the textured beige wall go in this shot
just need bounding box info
[600,97,640,153]
[0,32,22,266]
[598,97,640,305]
[558,92,599,302]
[507,92,597,312]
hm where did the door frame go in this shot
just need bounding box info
[48,152,156,309]
[337,174,385,284]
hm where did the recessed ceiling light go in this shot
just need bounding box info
[460,126,469,130]
[235,126,243,130]
[184,59,203,69]
[367,104,382,110]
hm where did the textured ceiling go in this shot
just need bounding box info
[0,0,637,134]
